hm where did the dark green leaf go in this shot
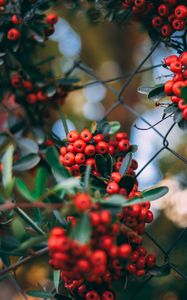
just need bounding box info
[178,118,187,130]
[148,85,166,101]
[119,175,135,194]
[83,164,92,192]
[34,168,47,198]
[95,154,107,177]
[181,86,187,103]
[16,178,34,202]
[101,194,127,207]
[164,105,178,114]
[119,152,132,176]
[13,154,40,171]
[173,110,183,123]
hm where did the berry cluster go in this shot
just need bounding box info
[122,0,187,38]
[163,52,187,120]
[49,204,156,299]
[59,129,138,197]
[10,73,67,105]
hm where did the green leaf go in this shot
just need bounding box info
[95,154,107,177]
[137,86,154,95]
[101,194,127,207]
[130,145,138,153]
[148,85,166,101]
[119,152,132,176]
[11,217,26,240]
[149,264,171,277]
[181,86,187,103]
[16,138,39,156]
[18,235,47,251]
[108,121,121,135]
[53,270,60,293]
[141,186,169,201]
[27,290,54,298]
[34,168,47,198]
[16,178,34,202]
[46,147,70,181]
[72,213,91,244]
[178,118,187,130]
[2,145,14,195]
[119,175,135,194]
[13,154,40,171]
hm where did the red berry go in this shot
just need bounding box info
[27,93,37,104]
[85,145,96,156]
[136,269,145,276]
[92,250,107,265]
[118,139,130,152]
[96,141,109,155]
[136,256,146,269]
[77,259,90,272]
[152,16,162,28]
[126,263,136,273]
[102,291,115,300]
[110,172,122,183]
[60,146,67,156]
[80,129,92,142]
[86,291,100,300]
[11,74,22,88]
[66,144,75,153]
[0,0,5,5]
[106,181,119,195]
[161,24,172,37]
[178,99,187,111]
[7,28,21,41]
[174,5,187,20]
[146,254,156,268]
[11,15,22,24]
[172,81,186,96]
[93,134,104,143]
[74,140,86,153]
[115,132,127,141]
[75,153,86,164]
[23,80,33,90]
[182,108,187,120]
[180,52,187,67]
[170,61,182,73]
[118,244,132,259]
[86,158,96,169]
[73,193,92,212]
[37,90,46,101]
[67,130,79,143]
[63,152,75,166]
[46,14,58,25]
[172,19,185,31]
[158,4,169,17]
[163,55,178,66]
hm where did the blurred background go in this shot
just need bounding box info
[1,2,187,300]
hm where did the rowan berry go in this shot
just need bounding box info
[7,28,21,41]
[96,141,109,155]
[106,181,120,195]
[118,139,130,152]
[85,145,96,156]
[75,153,86,164]
[67,130,79,143]
[174,5,187,20]
[74,139,86,153]
[63,153,75,167]
[93,134,104,143]
[80,129,92,142]
[115,132,127,141]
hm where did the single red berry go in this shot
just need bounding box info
[50,227,65,237]
[85,291,100,300]
[85,144,96,156]
[93,133,104,143]
[136,269,145,276]
[173,73,183,82]
[110,172,122,183]
[22,80,33,90]
[161,24,172,37]
[170,61,182,73]
[60,146,67,156]
[182,108,187,120]
[46,14,58,25]
[27,93,37,104]
[106,181,119,195]
[37,90,46,101]
[126,263,136,273]
[86,158,96,169]
[158,4,169,17]
[163,55,178,66]
[63,152,75,166]
[67,130,79,142]
[180,52,187,67]
[136,256,146,269]
[172,19,185,31]
[80,129,92,142]
[7,28,21,41]
[66,144,74,153]
[174,5,187,20]
[74,193,91,212]
[168,14,175,24]
[100,210,112,224]
[74,139,86,153]
[146,210,153,223]
[96,141,109,155]
[118,244,132,259]
[118,139,130,152]
[11,15,22,24]
[75,153,86,164]
[11,74,22,88]
[178,99,187,111]
[102,291,115,300]
[152,16,162,28]
[130,251,139,262]
[91,250,107,265]
[77,259,90,272]
[115,132,127,141]
[172,81,186,96]
[146,254,156,268]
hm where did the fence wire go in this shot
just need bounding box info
[66,41,187,299]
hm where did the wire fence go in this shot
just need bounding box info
[65,40,187,299]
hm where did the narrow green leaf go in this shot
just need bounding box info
[181,86,187,103]
[119,152,132,176]
[141,186,169,201]
[72,213,91,244]
[83,164,92,192]
[148,85,166,101]
[2,145,14,192]
[27,290,54,298]
[34,168,47,198]
[53,270,60,293]
[95,154,107,177]
[137,86,154,95]
[16,178,34,202]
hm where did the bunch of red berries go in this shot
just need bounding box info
[163,52,187,120]
[59,129,139,196]
[10,73,67,105]
[122,0,187,38]
[49,203,156,299]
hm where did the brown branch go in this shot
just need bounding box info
[0,247,48,277]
